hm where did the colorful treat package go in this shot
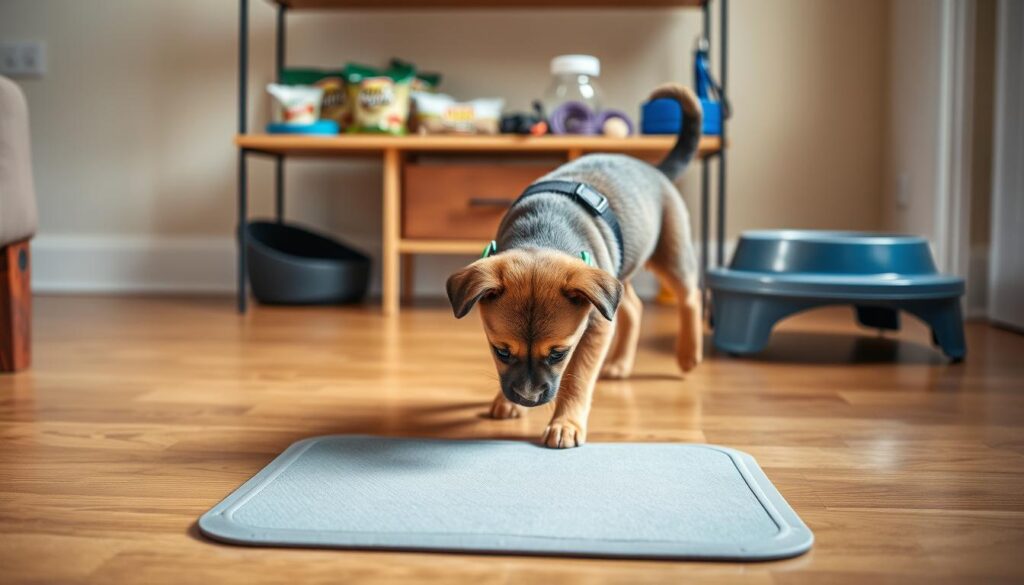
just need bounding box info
[390,58,442,93]
[411,93,504,135]
[344,63,415,135]
[280,69,349,127]
[266,83,324,125]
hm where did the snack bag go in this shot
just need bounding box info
[412,93,504,135]
[390,58,442,93]
[280,69,349,127]
[344,63,414,135]
[267,83,324,125]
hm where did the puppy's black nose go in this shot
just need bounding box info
[538,382,551,394]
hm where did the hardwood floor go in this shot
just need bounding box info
[1,295,1023,584]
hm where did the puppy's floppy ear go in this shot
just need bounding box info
[446,258,503,318]
[564,265,623,321]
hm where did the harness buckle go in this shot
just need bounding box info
[574,184,609,216]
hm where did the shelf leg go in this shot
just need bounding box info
[238,150,248,314]
[703,0,711,45]
[236,0,249,314]
[699,0,712,321]
[275,4,286,81]
[717,0,729,267]
[700,157,709,317]
[273,2,286,225]
[382,148,402,317]
[275,155,284,222]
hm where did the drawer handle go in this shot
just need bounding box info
[468,197,515,209]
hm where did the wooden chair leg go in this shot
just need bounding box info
[0,239,31,372]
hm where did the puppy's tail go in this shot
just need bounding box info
[649,83,703,181]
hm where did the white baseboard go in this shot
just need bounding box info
[32,235,236,294]
[30,234,736,297]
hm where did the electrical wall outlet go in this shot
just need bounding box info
[0,41,46,78]
[897,172,910,209]
[0,43,18,74]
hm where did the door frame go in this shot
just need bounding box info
[987,0,1024,330]
[934,0,976,282]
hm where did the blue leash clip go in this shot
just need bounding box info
[694,37,730,136]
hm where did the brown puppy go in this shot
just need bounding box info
[447,84,703,448]
[447,249,622,447]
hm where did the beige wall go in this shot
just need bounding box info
[1,0,888,292]
[729,0,887,234]
[883,0,943,241]
[882,0,996,317]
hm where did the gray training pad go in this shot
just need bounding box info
[199,436,813,561]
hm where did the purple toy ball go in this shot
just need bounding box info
[549,101,598,135]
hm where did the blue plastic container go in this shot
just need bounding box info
[707,230,966,360]
[266,120,339,135]
[640,98,721,136]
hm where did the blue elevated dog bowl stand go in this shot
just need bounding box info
[707,231,966,361]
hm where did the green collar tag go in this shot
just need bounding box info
[481,240,498,258]
[580,250,595,266]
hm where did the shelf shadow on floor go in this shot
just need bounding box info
[645,330,948,365]
[724,331,947,365]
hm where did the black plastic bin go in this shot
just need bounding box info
[245,221,370,305]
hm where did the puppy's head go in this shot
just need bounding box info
[446,249,622,407]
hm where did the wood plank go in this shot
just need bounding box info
[236,133,722,157]
[1,297,1023,583]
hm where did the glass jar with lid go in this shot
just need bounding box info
[543,55,603,116]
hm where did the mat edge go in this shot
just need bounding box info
[198,435,814,561]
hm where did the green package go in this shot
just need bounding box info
[389,58,442,93]
[344,63,415,135]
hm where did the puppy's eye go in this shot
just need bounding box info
[547,348,569,364]
[493,346,512,363]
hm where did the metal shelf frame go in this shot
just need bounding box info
[235,0,729,314]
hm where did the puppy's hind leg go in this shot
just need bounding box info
[647,196,703,374]
[652,269,702,373]
[600,281,643,379]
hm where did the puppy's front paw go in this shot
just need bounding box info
[489,393,524,420]
[542,419,586,449]
[600,361,631,380]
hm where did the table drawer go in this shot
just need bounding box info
[403,164,555,240]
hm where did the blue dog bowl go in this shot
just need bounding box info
[707,230,966,360]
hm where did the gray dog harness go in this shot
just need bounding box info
[513,180,625,273]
